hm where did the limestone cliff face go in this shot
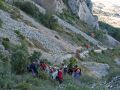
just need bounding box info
[34,0,65,13]
[68,0,99,29]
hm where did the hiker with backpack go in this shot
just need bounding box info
[52,67,59,80]
[30,61,38,77]
[63,64,68,75]
[72,65,81,80]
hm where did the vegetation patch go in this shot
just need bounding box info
[29,51,42,63]
[0,0,6,10]
[10,8,23,20]
[15,82,31,90]
[11,44,29,74]
[14,30,25,40]
[2,37,10,50]
[93,30,107,43]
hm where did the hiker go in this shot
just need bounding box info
[63,64,68,75]
[57,68,63,84]
[45,64,50,75]
[72,65,81,80]
[52,67,58,80]
[40,61,46,71]
[30,61,38,77]
[49,67,55,79]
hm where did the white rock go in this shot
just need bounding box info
[68,0,99,29]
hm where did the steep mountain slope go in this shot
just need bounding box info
[0,0,120,90]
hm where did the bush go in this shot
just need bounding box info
[29,51,42,62]
[11,45,29,74]
[14,1,39,17]
[0,0,5,10]
[2,37,10,50]
[41,14,59,30]
[68,57,77,69]
[93,30,107,42]
[14,30,25,40]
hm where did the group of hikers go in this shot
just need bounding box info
[27,60,81,84]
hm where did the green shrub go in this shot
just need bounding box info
[0,0,4,9]
[14,30,25,40]
[2,37,10,50]
[11,45,29,74]
[29,51,42,62]
[68,57,77,69]
[93,30,107,42]
[0,51,11,75]
[41,14,59,30]
[14,1,39,17]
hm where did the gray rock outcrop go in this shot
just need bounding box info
[81,62,110,78]
[68,0,99,29]
[33,0,65,13]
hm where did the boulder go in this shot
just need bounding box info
[68,0,99,29]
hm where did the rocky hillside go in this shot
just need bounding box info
[0,0,120,90]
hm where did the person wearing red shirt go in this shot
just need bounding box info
[57,68,63,84]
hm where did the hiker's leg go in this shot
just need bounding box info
[58,79,63,84]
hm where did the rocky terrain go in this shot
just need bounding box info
[0,0,120,90]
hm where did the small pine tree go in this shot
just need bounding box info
[68,57,77,69]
